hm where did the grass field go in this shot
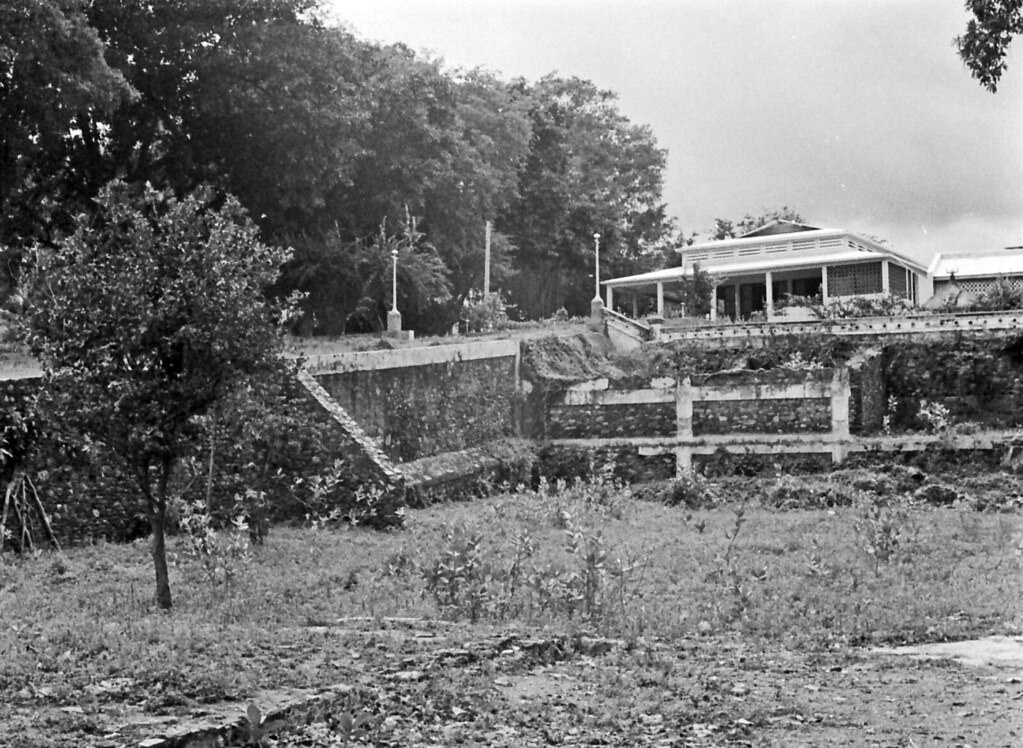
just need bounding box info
[1,470,1021,746]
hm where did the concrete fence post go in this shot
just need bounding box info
[676,376,694,476]
[830,365,851,464]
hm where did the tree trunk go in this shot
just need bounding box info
[149,460,173,610]
[150,508,172,610]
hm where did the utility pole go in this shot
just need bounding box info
[483,220,492,298]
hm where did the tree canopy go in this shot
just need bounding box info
[498,75,672,317]
[956,0,1023,92]
[0,0,134,264]
[710,207,805,241]
[1,0,674,328]
[29,182,291,608]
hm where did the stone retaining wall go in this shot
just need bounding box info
[693,397,831,434]
[545,367,852,476]
[310,341,521,462]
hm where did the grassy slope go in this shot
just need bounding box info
[1,471,1021,745]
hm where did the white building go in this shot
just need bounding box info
[927,247,1023,302]
[602,221,931,321]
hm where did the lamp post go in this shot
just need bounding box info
[387,246,402,335]
[589,232,604,326]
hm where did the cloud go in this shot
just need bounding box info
[332,0,1022,258]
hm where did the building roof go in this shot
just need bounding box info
[927,249,1023,280]
[738,220,823,238]
[604,247,900,288]
[603,225,927,290]
[682,227,925,271]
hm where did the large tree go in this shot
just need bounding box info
[29,182,290,609]
[278,49,531,332]
[80,0,365,234]
[4,2,673,331]
[498,75,672,318]
[0,0,133,285]
[956,0,1023,92]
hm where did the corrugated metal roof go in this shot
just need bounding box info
[929,250,1023,279]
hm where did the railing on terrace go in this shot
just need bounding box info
[683,234,853,264]
[642,310,1023,342]
[603,307,651,348]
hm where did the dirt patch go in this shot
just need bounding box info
[520,332,624,383]
[873,635,1023,672]
[11,627,1020,747]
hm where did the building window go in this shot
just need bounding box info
[889,265,909,298]
[828,262,882,297]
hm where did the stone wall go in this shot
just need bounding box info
[849,348,885,435]
[882,335,1023,430]
[548,402,675,439]
[537,443,676,485]
[310,341,521,462]
[693,397,831,434]
[0,368,411,551]
[543,368,850,476]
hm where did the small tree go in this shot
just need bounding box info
[29,181,291,609]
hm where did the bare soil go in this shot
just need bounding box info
[6,622,1020,747]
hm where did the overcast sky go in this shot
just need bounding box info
[326,0,1022,265]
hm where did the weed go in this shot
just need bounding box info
[663,474,719,509]
[918,399,952,433]
[708,502,753,624]
[381,546,417,577]
[765,474,858,509]
[882,394,898,435]
[177,500,253,586]
[499,528,535,616]
[563,525,608,619]
[852,500,913,576]
[422,523,491,622]
[300,460,385,528]
[333,708,378,746]
[240,702,286,746]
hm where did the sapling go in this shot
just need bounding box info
[29,182,292,608]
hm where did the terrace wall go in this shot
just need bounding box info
[541,368,851,481]
[308,340,522,462]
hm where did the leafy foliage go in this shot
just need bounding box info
[0,0,134,284]
[498,75,673,318]
[956,0,1023,92]
[459,291,510,333]
[28,181,290,607]
[2,2,674,332]
[940,276,1023,312]
[710,206,804,240]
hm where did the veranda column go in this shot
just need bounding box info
[765,270,774,318]
[606,285,614,310]
[710,285,718,321]
[632,294,639,318]
[821,266,829,305]
[656,281,665,316]
[881,260,890,294]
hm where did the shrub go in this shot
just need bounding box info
[460,291,509,333]
[764,474,859,509]
[634,475,720,509]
